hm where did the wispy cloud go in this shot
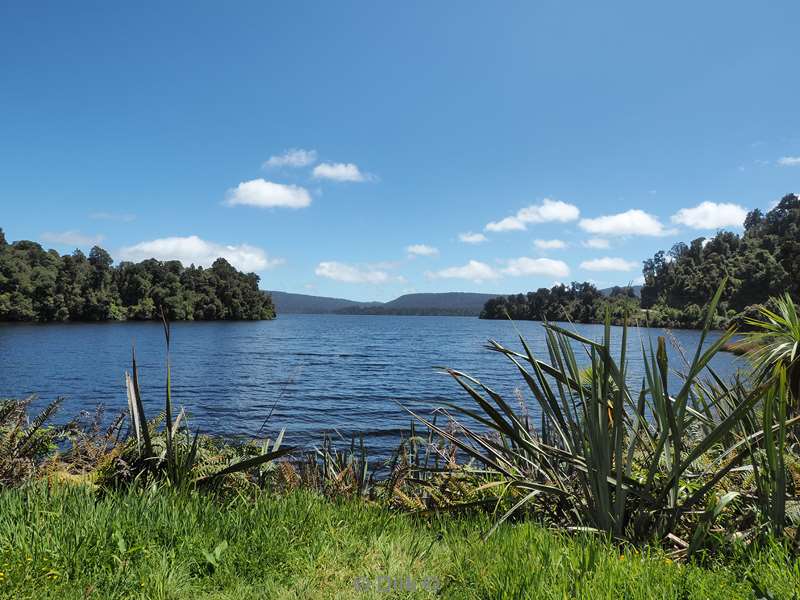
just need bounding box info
[119,235,282,272]
[89,212,136,222]
[485,198,580,232]
[41,230,104,246]
[502,257,570,278]
[671,201,748,229]
[312,162,369,182]
[225,179,312,208]
[263,148,317,168]
[458,232,487,244]
[579,209,674,236]
[427,260,499,283]
[406,244,438,257]
[533,239,566,250]
[580,257,638,272]
[778,156,800,166]
[582,238,610,249]
[315,261,390,283]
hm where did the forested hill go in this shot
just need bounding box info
[640,193,800,327]
[0,230,275,322]
[480,194,800,329]
[268,291,378,314]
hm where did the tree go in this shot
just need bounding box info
[0,230,276,322]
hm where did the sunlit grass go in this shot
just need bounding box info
[0,483,797,599]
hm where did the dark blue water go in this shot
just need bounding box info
[0,316,742,458]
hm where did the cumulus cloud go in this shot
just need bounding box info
[582,238,610,249]
[427,260,500,283]
[315,261,389,284]
[485,198,580,232]
[579,209,673,236]
[312,162,367,182]
[778,156,800,166]
[533,239,566,250]
[225,179,312,208]
[41,231,104,246]
[580,257,639,272]
[406,244,439,257]
[670,201,748,229]
[119,236,282,272]
[485,216,527,232]
[89,212,136,222]
[263,148,318,168]
[502,257,570,278]
[459,232,488,244]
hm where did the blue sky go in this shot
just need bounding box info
[1,1,798,301]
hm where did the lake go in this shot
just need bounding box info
[0,315,742,459]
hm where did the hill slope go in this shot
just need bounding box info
[268,291,378,314]
[267,291,499,316]
[383,292,498,310]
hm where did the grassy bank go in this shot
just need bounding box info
[0,483,797,600]
[2,286,800,598]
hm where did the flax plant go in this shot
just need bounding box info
[408,282,786,548]
[122,310,294,489]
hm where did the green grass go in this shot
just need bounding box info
[0,484,798,599]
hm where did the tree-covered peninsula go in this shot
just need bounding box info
[0,230,275,322]
[481,194,800,328]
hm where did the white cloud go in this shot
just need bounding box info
[582,238,610,249]
[459,232,488,244]
[89,212,136,222]
[778,156,800,166]
[315,261,389,284]
[406,244,439,257]
[119,236,282,272]
[263,148,318,168]
[427,260,500,283]
[502,257,570,278]
[533,239,566,250]
[41,230,105,246]
[225,179,312,209]
[485,216,526,232]
[670,201,748,229]
[312,162,367,182]
[579,209,673,236]
[580,257,639,272]
[485,198,580,232]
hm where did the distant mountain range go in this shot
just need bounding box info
[267,286,641,317]
[267,291,500,316]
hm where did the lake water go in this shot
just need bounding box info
[0,315,743,459]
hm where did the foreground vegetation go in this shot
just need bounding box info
[481,193,800,329]
[1,484,798,599]
[2,283,800,596]
[0,229,275,321]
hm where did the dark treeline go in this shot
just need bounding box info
[482,194,800,328]
[480,282,639,324]
[0,229,275,322]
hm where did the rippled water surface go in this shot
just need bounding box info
[0,315,742,457]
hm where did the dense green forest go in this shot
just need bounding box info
[0,229,275,322]
[640,193,800,328]
[482,193,800,328]
[480,282,639,324]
